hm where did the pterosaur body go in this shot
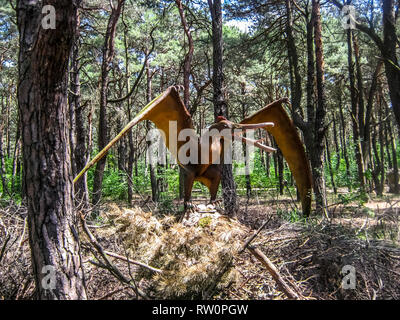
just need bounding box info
[75,86,312,216]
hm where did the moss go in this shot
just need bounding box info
[198,216,212,228]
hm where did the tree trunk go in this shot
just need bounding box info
[285,0,302,115]
[311,0,328,216]
[145,58,158,202]
[240,83,252,200]
[176,0,194,201]
[92,0,124,207]
[208,0,237,215]
[325,135,337,194]
[347,29,366,192]
[381,0,400,137]
[277,148,284,195]
[0,96,9,196]
[332,113,341,172]
[69,17,90,209]
[338,91,352,191]
[17,0,86,299]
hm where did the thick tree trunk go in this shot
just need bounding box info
[17,0,86,299]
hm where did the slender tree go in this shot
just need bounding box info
[92,0,125,207]
[208,0,238,215]
[310,0,328,216]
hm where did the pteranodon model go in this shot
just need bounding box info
[74,86,312,216]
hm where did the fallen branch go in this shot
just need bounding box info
[239,216,271,254]
[103,250,163,274]
[247,245,300,300]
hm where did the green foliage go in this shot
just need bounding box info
[338,190,368,206]
[0,156,22,203]
[276,207,304,223]
[102,169,128,200]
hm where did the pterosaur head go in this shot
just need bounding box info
[208,116,276,153]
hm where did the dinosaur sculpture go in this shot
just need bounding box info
[74,86,312,216]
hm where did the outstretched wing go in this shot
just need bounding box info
[241,98,312,216]
[74,86,193,183]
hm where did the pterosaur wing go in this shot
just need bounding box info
[241,98,312,216]
[74,86,193,183]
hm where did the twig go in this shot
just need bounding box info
[247,245,300,300]
[239,216,271,254]
[103,250,162,274]
[17,217,27,250]
[0,233,11,264]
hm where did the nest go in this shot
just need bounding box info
[96,204,247,299]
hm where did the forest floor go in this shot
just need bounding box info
[0,190,400,300]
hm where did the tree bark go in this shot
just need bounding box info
[17,0,87,299]
[381,0,400,138]
[310,0,328,216]
[69,14,89,209]
[347,29,366,191]
[208,0,238,215]
[92,0,124,207]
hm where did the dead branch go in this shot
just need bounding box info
[103,250,163,274]
[247,245,300,300]
[239,216,272,254]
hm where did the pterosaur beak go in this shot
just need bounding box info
[232,122,276,153]
[233,122,275,130]
[240,136,276,153]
